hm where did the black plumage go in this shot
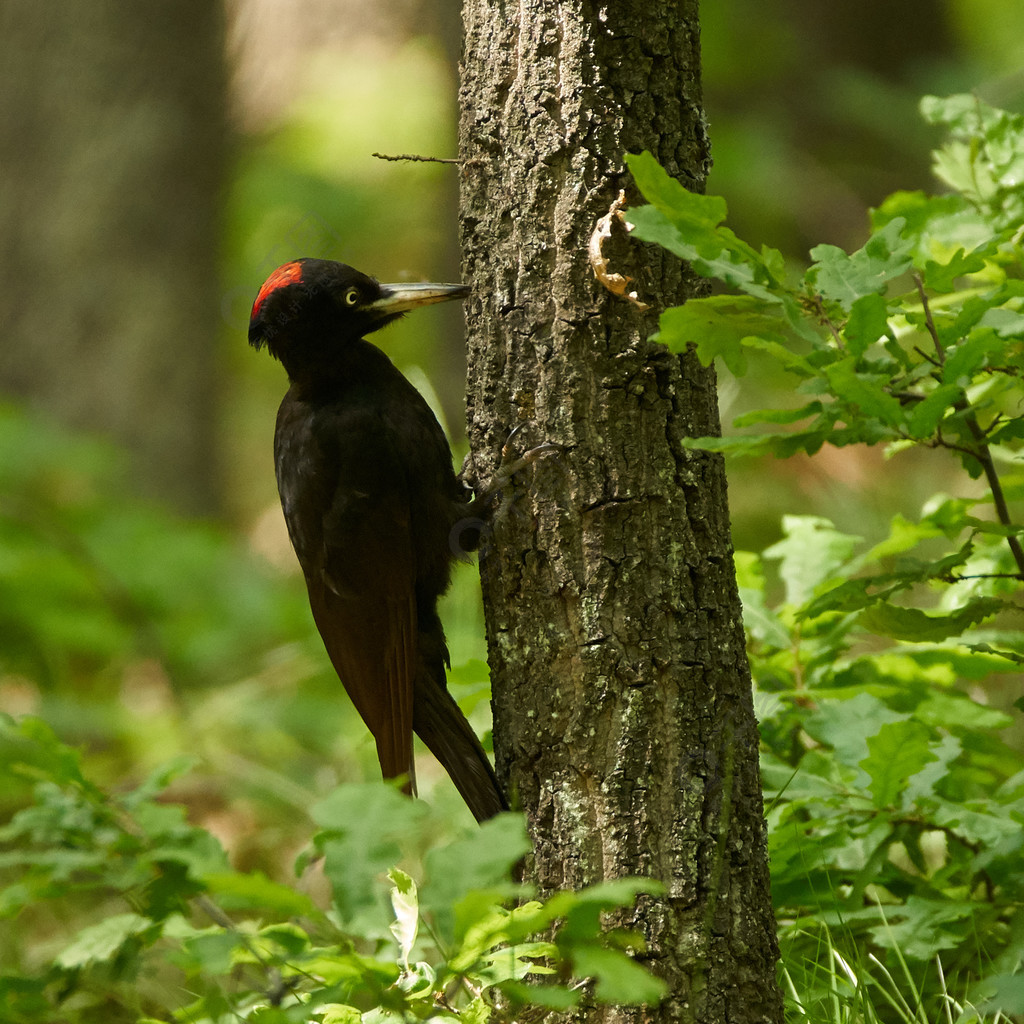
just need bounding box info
[248,258,506,822]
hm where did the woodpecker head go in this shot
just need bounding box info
[248,258,469,375]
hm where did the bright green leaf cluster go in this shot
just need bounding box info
[627,96,1024,504]
[628,94,1023,659]
[0,717,666,1022]
[740,514,1024,1020]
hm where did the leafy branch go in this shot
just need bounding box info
[626,94,1024,643]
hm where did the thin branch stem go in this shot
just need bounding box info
[963,412,1024,575]
[371,152,458,164]
[940,572,1024,582]
[914,280,1024,576]
[812,295,844,348]
[914,274,945,362]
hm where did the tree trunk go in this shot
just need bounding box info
[458,2,782,1021]
[0,0,226,515]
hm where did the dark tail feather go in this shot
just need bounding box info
[413,669,508,822]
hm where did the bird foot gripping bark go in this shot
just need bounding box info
[481,434,563,502]
[452,431,562,557]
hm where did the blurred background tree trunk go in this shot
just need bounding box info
[0,1,226,515]
[459,1,782,1021]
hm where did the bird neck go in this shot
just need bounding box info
[284,336,394,400]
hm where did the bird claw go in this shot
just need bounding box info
[480,439,562,502]
[450,435,562,558]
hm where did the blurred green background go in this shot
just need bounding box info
[0,0,1022,872]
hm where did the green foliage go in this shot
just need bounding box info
[738,517,1023,1018]
[0,716,664,1023]
[630,94,1024,1020]
[0,403,308,691]
[629,97,1024,493]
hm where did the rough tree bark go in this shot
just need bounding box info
[458,2,782,1021]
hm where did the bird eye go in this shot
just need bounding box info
[344,287,360,307]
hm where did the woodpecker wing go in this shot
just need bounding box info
[275,390,419,789]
